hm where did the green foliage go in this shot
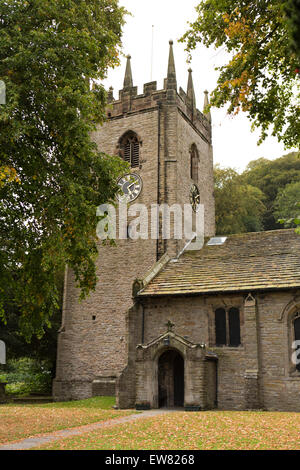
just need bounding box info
[0,0,128,340]
[242,152,300,230]
[284,0,300,60]
[279,213,300,234]
[1,357,52,396]
[274,181,300,222]
[181,0,300,148]
[214,152,300,235]
[0,270,63,374]
[214,165,265,235]
[41,396,116,409]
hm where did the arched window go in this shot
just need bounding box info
[284,307,300,376]
[119,131,140,168]
[190,145,199,183]
[215,307,241,347]
[293,315,300,372]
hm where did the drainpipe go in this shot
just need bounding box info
[141,303,145,344]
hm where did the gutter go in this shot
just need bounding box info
[137,285,300,299]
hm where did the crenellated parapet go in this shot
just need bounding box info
[105,42,212,144]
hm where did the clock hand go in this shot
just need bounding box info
[129,179,138,188]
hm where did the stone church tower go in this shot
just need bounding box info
[53,41,215,401]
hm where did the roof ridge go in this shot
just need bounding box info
[219,228,296,238]
[183,250,296,261]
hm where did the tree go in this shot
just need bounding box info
[214,165,266,235]
[0,0,127,340]
[242,152,300,230]
[214,153,300,235]
[284,0,300,61]
[0,269,64,365]
[274,181,300,223]
[181,0,300,148]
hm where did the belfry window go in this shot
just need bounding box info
[119,131,140,168]
[215,307,241,347]
[190,145,199,183]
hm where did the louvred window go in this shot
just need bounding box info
[120,132,140,168]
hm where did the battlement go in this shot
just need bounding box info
[105,42,212,143]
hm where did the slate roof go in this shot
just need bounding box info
[138,229,300,297]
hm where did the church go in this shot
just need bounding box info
[53,41,300,412]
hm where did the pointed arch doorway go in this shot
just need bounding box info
[158,350,184,408]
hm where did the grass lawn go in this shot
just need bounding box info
[0,397,134,445]
[36,410,300,450]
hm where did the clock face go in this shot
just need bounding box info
[117,173,142,203]
[190,184,200,212]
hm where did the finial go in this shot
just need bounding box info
[165,320,175,332]
[187,68,196,110]
[123,54,133,89]
[166,40,177,90]
[203,90,211,123]
[107,86,114,103]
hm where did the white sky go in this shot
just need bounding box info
[102,0,294,172]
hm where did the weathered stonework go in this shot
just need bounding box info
[54,44,300,412]
[53,44,215,401]
[133,330,216,411]
[118,290,300,412]
[243,294,260,409]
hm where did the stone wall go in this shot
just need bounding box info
[257,291,300,411]
[53,77,214,401]
[205,360,217,409]
[92,378,116,397]
[176,105,215,240]
[118,290,300,411]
